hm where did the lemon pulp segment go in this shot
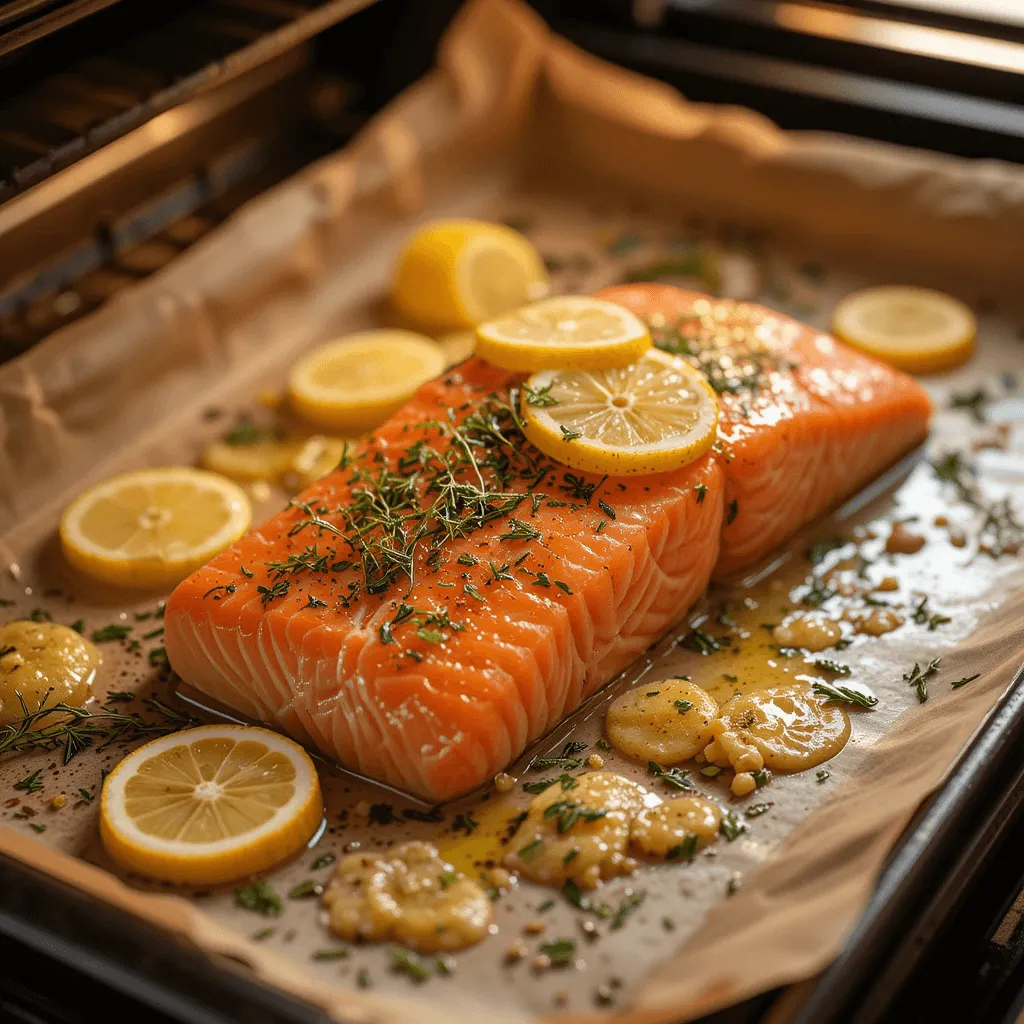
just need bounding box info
[60,468,250,589]
[522,348,719,476]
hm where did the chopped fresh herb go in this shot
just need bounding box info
[538,898,555,912]
[694,483,708,504]
[91,624,132,643]
[202,584,237,601]
[727,499,739,525]
[356,968,372,988]
[532,572,551,588]
[389,947,430,982]
[559,425,583,442]
[700,765,722,778]
[69,619,85,634]
[745,802,773,818]
[814,659,852,677]
[457,553,478,566]
[554,580,573,595]
[488,561,514,583]
[904,657,941,703]
[105,691,134,703]
[234,880,282,916]
[28,823,46,833]
[414,627,445,644]
[680,627,728,655]
[240,565,254,578]
[499,518,541,542]
[597,500,616,520]
[667,835,700,862]
[252,928,274,940]
[595,520,607,533]
[949,388,988,423]
[28,609,52,623]
[77,786,94,803]
[720,812,746,842]
[312,948,349,961]
[452,812,478,834]
[563,848,579,864]
[224,420,275,445]
[646,690,660,697]
[834,637,853,650]
[305,594,328,609]
[806,536,848,565]
[611,889,647,930]
[523,382,559,407]
[562,740,588,756]
[379,621,395,644]
[140,626,164,640]
[539,938,576,966]
[648,760,693,790]
[435,955,455,976]
[753,768,771,788]
[439,871,458,889]
[527,755,586,772]
[257,580,290,605]
[596,739,611,751]
[311,853,336,870]
[517,838,544,860]
[288,880,323,899]
[673,699,693,714]
[951,673,981,689]
[147,647,168,668]
[813,682,877,708]
[14,768,44,793]
[543,799,607,833]
[911,595,951,631]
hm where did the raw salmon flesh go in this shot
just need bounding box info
[165,288,931,800]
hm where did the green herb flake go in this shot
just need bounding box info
[69,619,85,634]
[903,657,941,704]
[288,880,323,899]
[667,835,699,862]
[539,938,576,966]
[312,947,350,961]
[91,624,133,643]
[14,768,44,794]
[234,880,282,916]
[611,889,646,929]
[517,838,544,861]
[311,853,336,870]
[648,760,693,790]
[951,673,981,689]
[389,947,430,982]
[673,699,693,714]
[720,812,746,842]
[694,483,708,504]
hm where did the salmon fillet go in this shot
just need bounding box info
[165,359,724,801]
[596,285,933,576]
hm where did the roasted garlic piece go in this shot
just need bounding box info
[505,772,649,889]
[630,796,721,859]
[605,679,718,764]
[708,685,850,773]
[322,841,492,952]
[772,612,842,652]
[0,621,100,727]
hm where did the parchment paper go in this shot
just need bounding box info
[1,1,1024,1021]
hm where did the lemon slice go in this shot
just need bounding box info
[476,296,652,372]
[831,285,976,374]
[200,439,307,482]
[521,348,719,476]
[288,330,445,432]
[392,219,548,329]
[60,468,250,589]
[100,725,322,885]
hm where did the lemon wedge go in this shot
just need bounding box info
[288,330,445,432]
[521,348,719,476]
[831,285,976,374]
[60,468,250,589]
[476,296,652,372]
[100,724,322,885]
[392,219,548,329]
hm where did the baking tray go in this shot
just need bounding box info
[2,1,1024,1020]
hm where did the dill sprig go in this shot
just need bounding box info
[0,690,196,764]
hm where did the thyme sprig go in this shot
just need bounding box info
[0,690,196,764]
